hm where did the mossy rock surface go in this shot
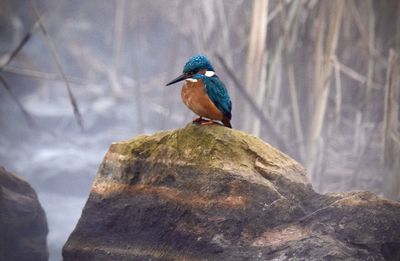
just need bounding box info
[63,124,400,261]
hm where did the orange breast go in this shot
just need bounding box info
[181,80,224,121]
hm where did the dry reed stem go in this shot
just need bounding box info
[332,56,342,126]
[131,26,145,134]
[215,54,289,152]
[109,0,126,95]
[113,0,126,72]
[348,1,367,39]
[265,0,301,125]
[308,0,343,185]
[382,49,399,199]
[365,0,376,113]
[288,65,305,160]
[245,0,268,134]
[286,1,303,52]
[382,49,399,167]
[267,1,283,24]
[390,131,400,148]
[265,37,282,120]
[307,2,326,179]
[335,60,380,89]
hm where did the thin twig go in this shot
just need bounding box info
[267,1,283,24]
[0,11,43,127]
[298,194,360,224]
[3,66,90,86]
[348,1,368,47]
[0,16,43,70]
[30,0,83,129]
[0,75,35,126]
[335,59,380,89]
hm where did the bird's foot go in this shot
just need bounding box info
[192,117,211,125]
[200,119,215,126]
[192,117,217,126]
[192,117,204,124]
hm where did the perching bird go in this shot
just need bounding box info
[166,55,232,128]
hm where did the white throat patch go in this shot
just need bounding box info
[185,78,198,83]
[205,71,215,77]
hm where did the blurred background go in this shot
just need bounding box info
[0,0,399,260]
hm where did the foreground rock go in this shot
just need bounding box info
[0,166,48,261]
[63,124,400,260]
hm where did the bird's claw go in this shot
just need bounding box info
[192,117,204,123]
[200,120,215,126]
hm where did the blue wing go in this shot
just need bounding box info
[202,75,232,120]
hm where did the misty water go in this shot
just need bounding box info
[0,82,149,260]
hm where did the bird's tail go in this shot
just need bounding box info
[222,117,232,128]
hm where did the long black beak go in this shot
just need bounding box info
[166,73,189,86]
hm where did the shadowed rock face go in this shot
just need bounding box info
[0,166,48,261]
[63,125,400,261]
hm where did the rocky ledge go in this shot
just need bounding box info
[63,124,400,261]
[0,166,48,261]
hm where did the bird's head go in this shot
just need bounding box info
[166,55,215,86]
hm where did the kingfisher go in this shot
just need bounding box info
[166,55,232,128]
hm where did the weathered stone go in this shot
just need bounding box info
[63,124,400,260]
[0,166,48,261]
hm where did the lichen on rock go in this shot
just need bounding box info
[63,124,400,261]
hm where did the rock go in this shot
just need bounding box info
[0,166,48,261]
[63,124,400,261]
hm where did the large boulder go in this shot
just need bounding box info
[0,166,48,261]
[63,124,400,260]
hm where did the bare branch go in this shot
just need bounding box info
[0,16,43,70]
[0,75,35,126]
[30,0,83,129]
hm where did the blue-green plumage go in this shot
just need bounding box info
[183,55,214,74]
[166,54,232,128]
[193,74,232,120]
